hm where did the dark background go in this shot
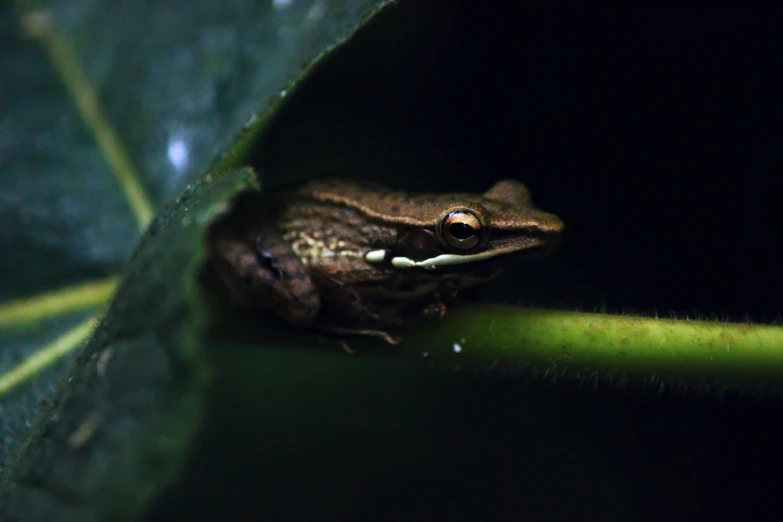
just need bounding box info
[239,2,783,520]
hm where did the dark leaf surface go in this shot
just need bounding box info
[2,168,260,520]
[0,0,380,471]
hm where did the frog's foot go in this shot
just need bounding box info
[420,300,448,319]
[339,341,359,356]
[324,326,402,346]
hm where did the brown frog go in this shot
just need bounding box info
[209,177,564,345]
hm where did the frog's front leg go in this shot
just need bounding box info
[211,225,320,327]
[418,299,448,319]
[413,280,460,320]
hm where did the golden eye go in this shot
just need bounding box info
[441,211,482,250]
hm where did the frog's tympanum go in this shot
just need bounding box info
[209,177,564,345]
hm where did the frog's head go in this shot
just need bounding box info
[310,178,564,289]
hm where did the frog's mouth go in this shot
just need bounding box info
[388,235,560,271]
[360,235,561,300]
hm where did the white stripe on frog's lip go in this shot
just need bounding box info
[364,249,387,263]
[389,245,530,269]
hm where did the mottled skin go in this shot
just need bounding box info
[209,177,564,344]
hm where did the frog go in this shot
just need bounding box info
[208,176,564,345]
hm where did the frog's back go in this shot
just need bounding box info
[290,176,481,228]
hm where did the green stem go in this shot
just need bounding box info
[393,306,783,388]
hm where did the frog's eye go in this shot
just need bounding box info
[442,211,482,250]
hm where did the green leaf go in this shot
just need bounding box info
[0,0,384,469]
[1,168,263,520]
